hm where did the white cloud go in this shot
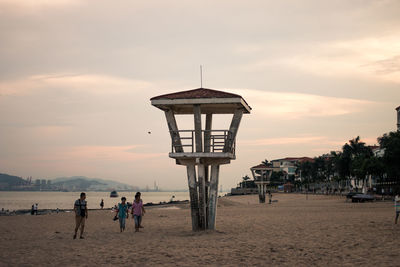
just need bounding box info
[0,74,155,96]
[238,34,400,84]
[228,88,376,120]
[280,35,400,83]
[0,0,82,10]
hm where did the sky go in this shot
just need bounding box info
[0,0,399,190]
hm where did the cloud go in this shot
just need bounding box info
[20,145,164,163]
[0,0,82,11]
[240,135,343,147]
[361,54,400,83]
[228,88,376,120]
[0,73,155,96]
[239,34,400,84]
[287,36,400,83]
[63,145,164,162]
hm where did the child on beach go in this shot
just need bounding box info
[132,192,145,232]
[118,197,129,232]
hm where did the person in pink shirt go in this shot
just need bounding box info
[131,192,145,232]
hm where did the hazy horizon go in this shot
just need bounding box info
[1,0,399,190]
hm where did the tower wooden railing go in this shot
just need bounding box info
[170,130,236,155]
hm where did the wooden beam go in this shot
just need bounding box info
[223,109,243,153]
[169,152,234,160]
[175,159,196,166]
[207,164,220,230]
[193,105,203,152]
[204,164,209,228]
[197,164,206,230]
[204,114,212,152]
[251,169,256,180]
[186,164,200,230]
[201,158,231,166]
[164,110,183,153]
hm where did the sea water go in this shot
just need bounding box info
[0,191,191,211]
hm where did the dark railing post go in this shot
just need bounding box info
[192,130,194,153]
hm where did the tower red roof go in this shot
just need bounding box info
[150,88,243,100]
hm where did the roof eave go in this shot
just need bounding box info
[151,97,251,114]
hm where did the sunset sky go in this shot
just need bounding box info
[0,0,399,190]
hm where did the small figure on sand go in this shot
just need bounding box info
[132,192,145,232]
[118,197,129,232]
[73,192,88,239]
[100,199,104,209]
[31,204,34,215]
[268,191,272,204]
[395,191,400,224]
[33,203,38,215]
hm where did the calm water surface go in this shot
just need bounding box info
[0,191,190,210]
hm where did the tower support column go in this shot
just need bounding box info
[197,164,207,230]
[186,164,200,231]
[208,164,220,230]
[257,183,266,203]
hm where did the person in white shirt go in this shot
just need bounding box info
[33,203,38,215]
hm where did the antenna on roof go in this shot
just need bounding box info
[200,65,203,88]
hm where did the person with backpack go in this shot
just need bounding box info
[73,192,88,239]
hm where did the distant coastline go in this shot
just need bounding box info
[0,173,188,192]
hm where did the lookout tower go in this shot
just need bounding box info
[250,164,272,203]
[151,88,251,230]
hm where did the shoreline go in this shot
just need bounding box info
[1,191,395,216]
[0,199,190,216]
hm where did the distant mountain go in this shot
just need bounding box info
[51,176,138,191]
[0,173,28,189]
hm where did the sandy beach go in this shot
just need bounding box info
[0,193,398,266]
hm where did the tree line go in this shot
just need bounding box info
[296,131,400,194]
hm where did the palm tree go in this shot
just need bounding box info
[239,175,251,189]
[378,131,400,186]
[242,175,251,181]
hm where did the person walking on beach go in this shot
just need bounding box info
[73,192,88,239]
[118,197,129,232]
[100,199,104,209]
[31,204,34,215]
[395,192,400,224]
[132,192,145,232]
